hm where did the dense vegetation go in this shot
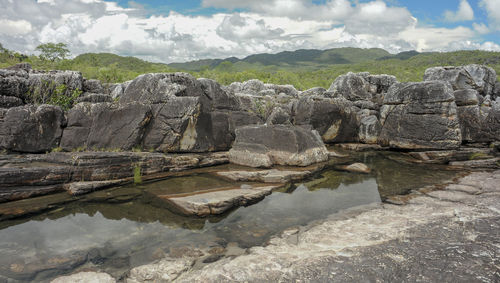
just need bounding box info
[1,42,499,91]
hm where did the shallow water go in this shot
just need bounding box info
[0,152,459,282]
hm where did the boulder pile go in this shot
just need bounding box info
[0,63,499,156]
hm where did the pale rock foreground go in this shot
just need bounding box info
[146,170,498,282]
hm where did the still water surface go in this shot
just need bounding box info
[0,152,459,282]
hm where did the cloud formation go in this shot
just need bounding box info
[444,0,474,22]
[480,0,500,31]
[0,0,498,63]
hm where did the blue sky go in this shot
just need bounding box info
[0,0,499,63]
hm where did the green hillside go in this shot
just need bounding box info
[0,44,499,91]
[169,47,391,71]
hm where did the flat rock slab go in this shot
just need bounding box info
[216,169,311,183]
[63,180,125,196]
[165,186,279,217]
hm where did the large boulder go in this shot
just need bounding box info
[424,65,497,96]
[228,125,329,168]
[118,73,261,152]
[293,96,359,143]
[0,104,65,153]
[60,102,152,151]
[142,96,201,152]
[378,81,462,149]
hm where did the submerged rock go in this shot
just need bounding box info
[338,163,371,174]
[51,272,115,283]
[165,185,278,216]
[228,125,329,168]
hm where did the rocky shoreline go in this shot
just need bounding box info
[49,169,500,282]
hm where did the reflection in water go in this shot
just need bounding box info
[0,152,459,282]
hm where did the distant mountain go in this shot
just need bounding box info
[169,47,393,71]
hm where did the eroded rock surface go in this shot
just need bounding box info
[228,125,329,168]
[378,81,462,149]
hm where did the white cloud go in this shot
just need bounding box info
[0,0,498,63]
[473,22,490,34]
[480,0,500,30]
[444,0,474,22]
[0,19,32,36]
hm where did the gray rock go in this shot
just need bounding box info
[82,79,104,93]
[230,79,266,95]
[127,257,195,283]
[109,80,131,99]
[328,72,397,102]
[265,83,299,97]
[228,125,329,168]
[0,68,29,100]
[142,96,200,152]
[0,104,65,153]
[120,73,199,104]
[197,78,240,111]
[339,162,371,174]
[379,81,462,149]
[266,107,291,125]
[51,272,115,283]
[453,89,479,106]
[217,169,311,183]
[328,72,371,101]
[0,95,23,108]
[293,96,359,143]
[424,64,497,96]
[165,185,277,216]
[300,87,326,97]
[60,102,152,151]
[63,180,123,196]
[75,92,113,103]
[359,115,381,144]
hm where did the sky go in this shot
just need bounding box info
[0,0,499,63]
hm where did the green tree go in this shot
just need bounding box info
[35,42,70,61]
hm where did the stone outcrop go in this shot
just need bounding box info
[0,67,29,103]
[424,64,496,96]
[228,125,329,168]
[0,63,498,157]
[61,102,152,151]
[424,65,500,143]
[0,104,65,153]
[378,81,462,149]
